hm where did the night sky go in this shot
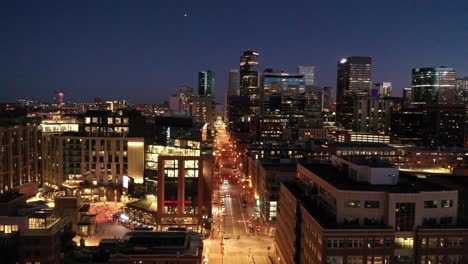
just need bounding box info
[1,0,467,104]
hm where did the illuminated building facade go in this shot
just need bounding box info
[456,77,468,104]
[144,141,213,232]
[297,66,315,86]
[261,72,306,117]
[0,115,41,194]
[372,82,392,97]
[275,156,465,264]
[354,96,393,134]
[42,135,144,188]
[336,56,372,130]
[240,50,260,115]
[412,67,456,104]
[0,192,72,263]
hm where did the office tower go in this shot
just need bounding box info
[261,71,306,117]
[240,50,260,114]
[191,96,214,125]
[198,70,215,98]
[411,67,456,104]
[304,87,322,114]
[322,86,333,112]
[336,56,372,130]
[354,97,393,134]
[403,87,413,108]
[456,77,468,104]
[0,115,41,194]
[298,66,315,86]
[423,104,467,147]
[371,82,392,97]
[227,69,239,97]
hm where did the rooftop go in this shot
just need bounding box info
[283,180,391,230]
[300,163,452,193]
[339,156,395,168]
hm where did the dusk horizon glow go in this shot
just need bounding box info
[1,0,467,104]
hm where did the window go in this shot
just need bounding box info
[441,200,453,208]
[395,237,413,249]
[346,256,363,264]
[447,237,464,248]
[428,237,438,248]
[327,239,344,248]
[185,160,199,178]
[448,255,463,264]
[440,216,453,225]
[365,200,380,208]
[346,239,364,248]
[346,200,360,208]
[424,200,438,208]
[395,202,415,231]
[326,256,343,264]
[107,117,113,124]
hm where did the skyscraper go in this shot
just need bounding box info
[227,69,239,97]
[198,70,215,98]
[336,56,372,129]
[298,66,315,86]
[240,50,259,114]
[456,77,468,104]
[411,67,456,104]
[322,86,333,112]
[371,82,392,97]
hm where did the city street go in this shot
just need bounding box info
[204,120,275,264]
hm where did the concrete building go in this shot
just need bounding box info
[275,156,466,264]
[227,69,239,97]
[372,82,392,97]
[354,96,393,134]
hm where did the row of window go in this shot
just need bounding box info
[327,238,392,249]
[424,199,454,208]
[326,255,390,264]
[346,200,380,208]
[421,237,464,248]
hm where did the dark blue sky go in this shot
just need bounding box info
[1,0,467,104]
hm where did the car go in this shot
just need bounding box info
[226,193,231,197]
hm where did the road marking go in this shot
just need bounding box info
[237,189,249,233]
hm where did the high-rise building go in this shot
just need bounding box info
[354,97,393,134]
[403,87,413,108]
[372,82,392,97]
[261,72,306,117]
[227,69,239,97]
[240,50,260,114]
[336,56,372,130]
[456,77,468,104]
[423,104,467,147]
[298,66,315,86]
[322,86,333,113]
[411,67,456,104]
[198,70,215,98]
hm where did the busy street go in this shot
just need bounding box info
[204,120,275,264]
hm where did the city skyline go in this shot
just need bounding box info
[1,0,467,104]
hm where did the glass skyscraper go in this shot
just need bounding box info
[198,70,215,98]
[411,67,456,104]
